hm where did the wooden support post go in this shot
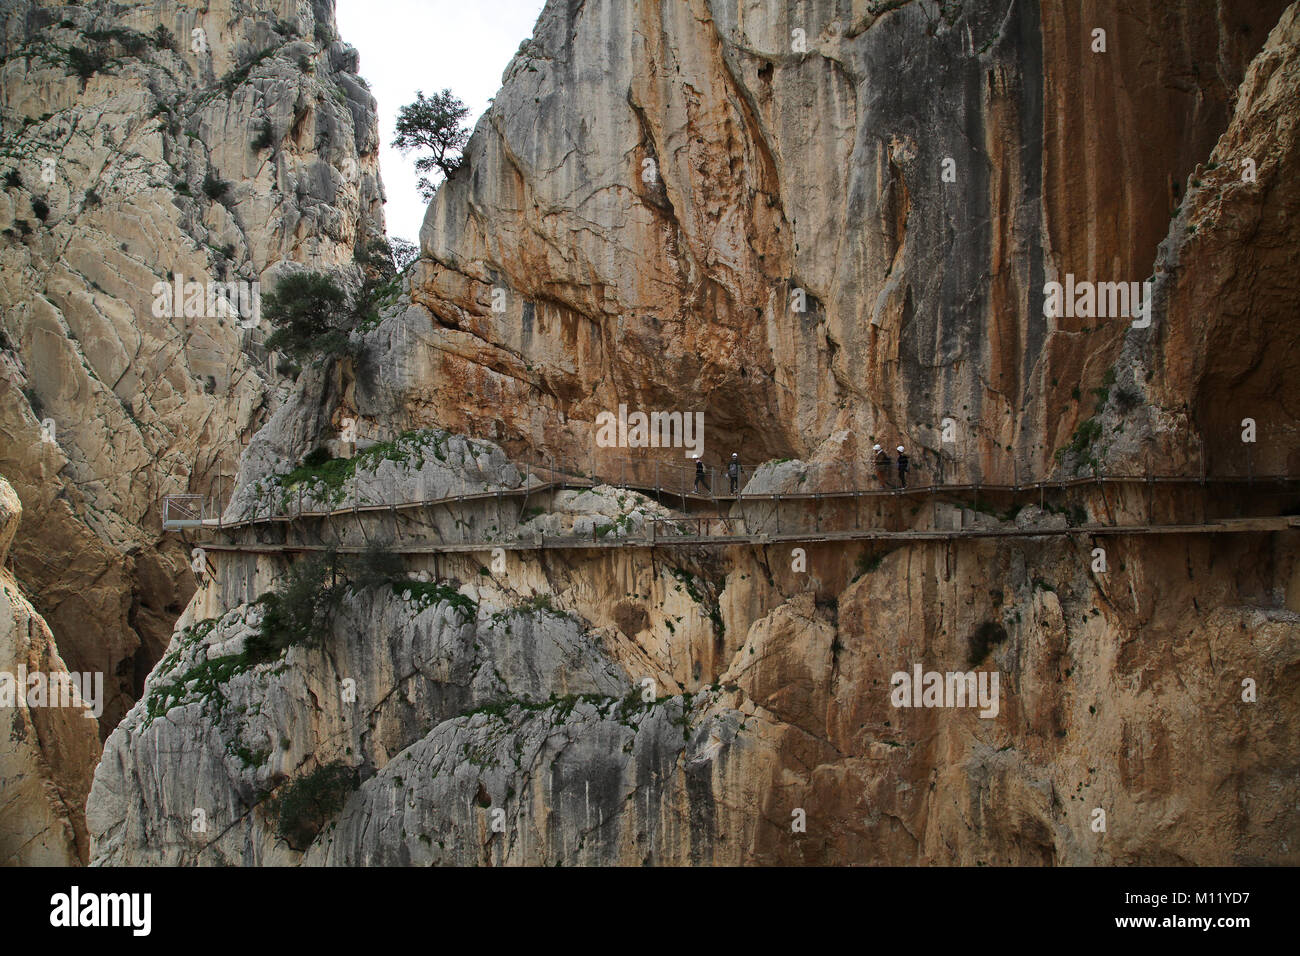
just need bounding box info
[1098,477,1115,527]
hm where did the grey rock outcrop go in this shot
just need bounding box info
[89,571,755,865]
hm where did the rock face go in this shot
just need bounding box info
[0,476,101,864]
[87,0,1300,865]
[0,0,383,844]
[356,0,1289,483]
[1127,1,1300,478]
[89,577,754,865]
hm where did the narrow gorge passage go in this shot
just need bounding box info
[0,0,1296,907]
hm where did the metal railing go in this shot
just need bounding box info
[509,452,725,498]
[650,516,745,540]
[162,495,205,527]
[164,434,1300,534]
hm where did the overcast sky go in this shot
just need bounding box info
[336,0,547,244]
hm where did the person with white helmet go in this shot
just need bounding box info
[727,452,741,494]
[873,443,891,487]
[693,453,708,493]
[896,445,910,488]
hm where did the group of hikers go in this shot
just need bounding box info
[689,443,912,495]
[693,453,743,493]
[873,443,911,488]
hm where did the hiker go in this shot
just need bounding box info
[873,443,891,487]
[727,453,741,494]
[693,455,709,493]
[896,446,910,488]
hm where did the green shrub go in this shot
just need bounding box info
[247,551,345,662]
[1055,417,1102,465]
[30,197,48,221]
[263,271,354,363]
[275,762,358,850]
[151,25,175,50]
[66,46,108,81]
[3,170,21,189]
[1113,386,1141,414]
[202,171,230,201]
[87,28,148,56]
[393,580,477,618]
[251,119,275,151]
[520,593,560,615]
[1068,418,1101,455]
[219,49,274,93]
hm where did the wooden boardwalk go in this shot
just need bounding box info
[164,473,1300,532]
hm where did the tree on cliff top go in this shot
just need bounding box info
[392,89,470,202]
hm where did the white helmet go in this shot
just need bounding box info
[873,444,882,451]
[897,446,904,453]
[732,453,738,458]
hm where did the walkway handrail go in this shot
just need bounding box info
[164,470,1300,531]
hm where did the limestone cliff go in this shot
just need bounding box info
[0,475,101,865]
[0,0,384,859]
[87,0,1300,865]
[377,0,1289,482]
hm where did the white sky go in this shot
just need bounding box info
[336,0,547,244]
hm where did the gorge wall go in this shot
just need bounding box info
[64,0,1300,864]
[0,0,384,862]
